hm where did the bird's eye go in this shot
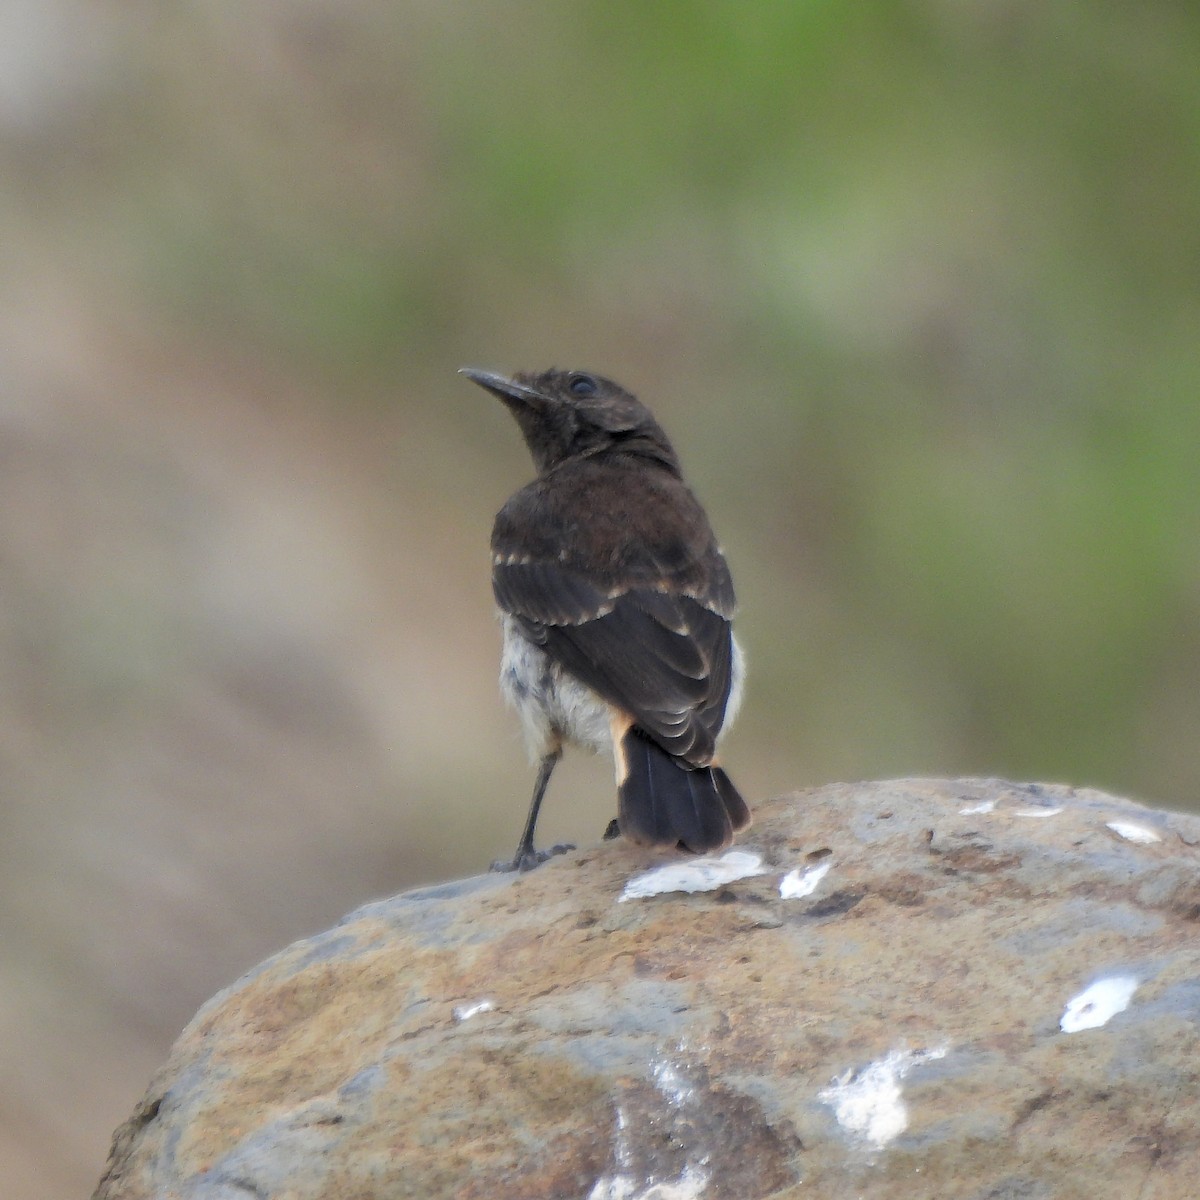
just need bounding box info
[568,374,598,398]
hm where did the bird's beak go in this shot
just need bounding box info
[459,367,546,410]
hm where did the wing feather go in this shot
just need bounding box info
[491,458,737,764]
[496,562,734,764]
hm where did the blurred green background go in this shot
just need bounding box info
[3,2,1198,1194]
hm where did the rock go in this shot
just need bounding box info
[93,778,1200,1200]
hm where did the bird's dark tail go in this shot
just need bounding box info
[616,727,751,853]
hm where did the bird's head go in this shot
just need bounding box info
[460,367,679,475]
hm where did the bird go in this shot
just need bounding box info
[461,366,751,872]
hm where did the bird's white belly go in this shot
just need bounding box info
[499,614,613,760]
[498,612,744,762]
[725,634,746,730]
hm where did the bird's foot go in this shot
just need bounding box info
[489,842,575,873]
[601,818,621,841]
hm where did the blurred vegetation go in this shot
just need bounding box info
[3,3,1200,1195]
[79,0,1198,804]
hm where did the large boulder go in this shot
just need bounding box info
[94,778,1200,1199]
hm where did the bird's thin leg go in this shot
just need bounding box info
[491,748,573,873]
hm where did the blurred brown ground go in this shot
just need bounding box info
[2,4,1199,1195]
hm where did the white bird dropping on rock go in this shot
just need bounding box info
[779,861,831,899]
[1105,820,1161,845]
[819,1045,948,1151]
[1060,976,1138,1033]
[620,849,766,901]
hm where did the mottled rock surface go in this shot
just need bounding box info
[94,779,1200,1199]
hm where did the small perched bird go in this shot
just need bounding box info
[461,366,751,872]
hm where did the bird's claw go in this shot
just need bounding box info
[489,842,576,874]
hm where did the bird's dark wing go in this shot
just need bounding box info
[492,556,735,764]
